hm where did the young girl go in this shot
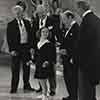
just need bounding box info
[34,27,56,100]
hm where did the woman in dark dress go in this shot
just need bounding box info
[34,27,56,100]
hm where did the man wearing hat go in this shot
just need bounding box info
[7,1,35,93]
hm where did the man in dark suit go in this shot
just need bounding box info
[34,5,59,96]
[7,1,35,93]
[35,5,63,44]
[76,1,100,100]
[60,11,79,100]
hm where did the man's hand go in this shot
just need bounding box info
[30,48,35,55]
[56,42,61,47]
[10,51,17,56]
[30,48,35,59]
[60,49,67,56]
[70,58,73,64]
[42,61,49,68]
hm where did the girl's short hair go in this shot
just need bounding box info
[36,27,52,40]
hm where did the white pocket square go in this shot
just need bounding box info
[48,26,53,30]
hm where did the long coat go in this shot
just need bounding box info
[79,12,100,80]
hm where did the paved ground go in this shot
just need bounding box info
[0,53,100,100]
[0,64,68,100]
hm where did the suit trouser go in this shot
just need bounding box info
[48,65,56,93]
[63,57,78,100]
[79,70,97,100]
[11,45,31,91]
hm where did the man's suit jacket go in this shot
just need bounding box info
[7,18,34,52]
[32,15,63,44]
[79,12,100,80]
[61,22,80,60]
[31,15,40,49]
[45,15,63,43]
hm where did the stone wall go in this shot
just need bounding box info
[0,0,18,52]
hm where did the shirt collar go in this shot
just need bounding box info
[71,20,76,27]
[37,39,50,49]
[65,21,76,37]
[82,10,92,18]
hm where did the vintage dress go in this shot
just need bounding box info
[34,40,56,79]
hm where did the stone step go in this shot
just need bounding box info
[0,92,62,100]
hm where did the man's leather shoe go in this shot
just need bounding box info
[24,87,35,92]
[35,87,42,93]
[49,91,55,96]
[10,89,17,94]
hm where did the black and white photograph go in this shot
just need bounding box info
[0,0,100,100]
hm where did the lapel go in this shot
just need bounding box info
[65,21,76,38]
[65,26,73,39]
[22,19,28,30]
[12,18,29,40]
[22,19,30,36]
[81,12,94,26]
[12,19,20,34]
[65,26,72,38]
[45,16,49,27]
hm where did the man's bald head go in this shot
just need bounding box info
[76,1,91,17]
[76,1,90,11]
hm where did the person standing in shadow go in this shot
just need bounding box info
[60,10,79,100]
[7,1,36,93]
[76,1,100,100]
[33,5,58,96]
[34,27,56,100]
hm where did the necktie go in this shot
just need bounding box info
[19,20,23,27]
[41,19,43,26]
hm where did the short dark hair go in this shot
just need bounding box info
[16,0,27,11]
[76,1,90,11]
[64,10,75,19]
[36,27,52,40]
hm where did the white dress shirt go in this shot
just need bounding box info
[39,16,47,29]
[17,19,28,44]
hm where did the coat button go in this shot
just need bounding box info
[70,33,72,36]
